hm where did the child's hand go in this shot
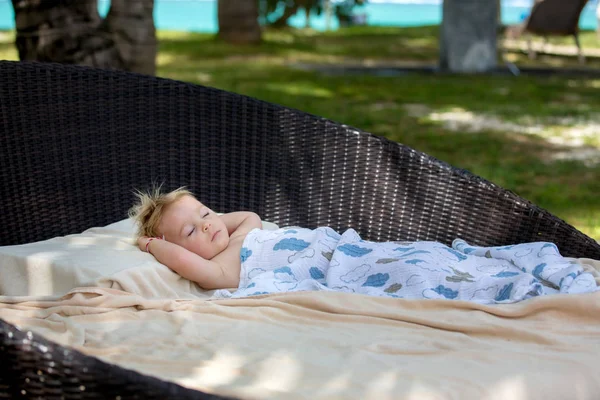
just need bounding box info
[137,236,152,252]
[137,236,163,254]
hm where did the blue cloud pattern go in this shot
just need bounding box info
[338,244,373,257]
[274,266,293,275]
[559,272,578,288]
[541,243,557,252]
[393,247,415,252]
[310,267,325,280]
[492,271,520,278]
[496,245,514,251]
[274,238,310,251]
[362,273,390,287]
[398,250,430,258]
[495,283,513,301]
[240,247,252,262]
[441,248,467,261]
[533,263,547,280]
[432,285,458,299]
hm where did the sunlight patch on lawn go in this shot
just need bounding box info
[565,212,600,242]
[157,52,180,66]
[582,79,600,89]
[264,30,297,44]
[264,82,333,98]
[404,104,600,166]
[193,72,213,84]
[403,37,436,48]
[0,46,17,61]
[0,31,12,42]
[0,30,17,61]
[157,30,200,41]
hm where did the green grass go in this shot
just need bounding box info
[2,26,599,239]
[0,31,17,61]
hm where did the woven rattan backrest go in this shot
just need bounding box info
[1,61,599,259]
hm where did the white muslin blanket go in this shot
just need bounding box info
[215,227,598,303]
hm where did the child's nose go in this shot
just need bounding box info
[202,222,211,232]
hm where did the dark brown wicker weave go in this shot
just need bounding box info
[1,60,599,399]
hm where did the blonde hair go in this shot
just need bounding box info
[128,186,194,239]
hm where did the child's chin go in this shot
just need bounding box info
[212,237,229,256]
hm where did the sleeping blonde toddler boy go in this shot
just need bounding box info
[129,187,262,290]
[129,187,596,303]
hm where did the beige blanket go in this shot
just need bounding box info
[1,258,600,400]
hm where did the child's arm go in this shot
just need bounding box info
[220,211,262,237]
[138,237,235,289]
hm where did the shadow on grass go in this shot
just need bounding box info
[158,26,441,64]
[158,25,600,73]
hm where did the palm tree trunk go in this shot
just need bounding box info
[218,0,261,44]
[11,0,156,75]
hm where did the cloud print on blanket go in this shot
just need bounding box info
[216,227,599,304]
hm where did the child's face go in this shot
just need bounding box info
[158,195,230,259]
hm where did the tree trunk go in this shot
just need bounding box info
[439,0,498,73]
[497,0,502,24]
[218,0,261,44]
[325,0,332,30]
[11,0,156,75]
[597,2,600,40]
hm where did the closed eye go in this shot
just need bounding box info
[203,212,209,217]
[188,227,195,237]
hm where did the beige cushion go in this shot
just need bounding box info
[0,218,279,298]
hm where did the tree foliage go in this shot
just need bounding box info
[262,0,367,28]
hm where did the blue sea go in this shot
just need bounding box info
[0,0,598,31]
